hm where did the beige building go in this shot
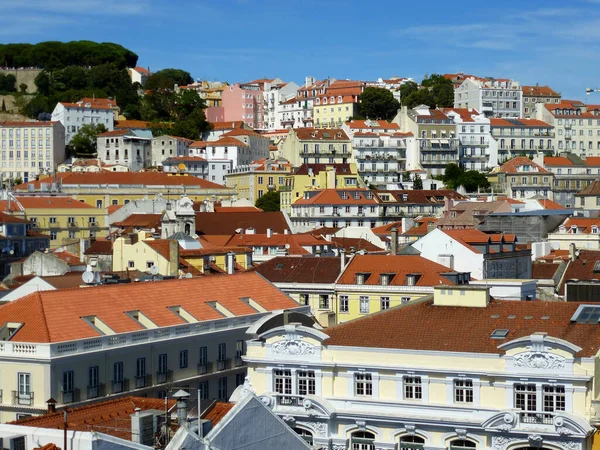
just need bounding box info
[489,156,554,200]
[280,128,352,167]
[547,217,600,250]
[0,121,65,184]
[245,286,598,449]
[112,231,179,276]
[522,85,561,118]
[97,129,152,171]
[0,271,307,421]
[151,135,193,167]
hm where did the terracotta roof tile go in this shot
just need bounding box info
[576,180,600,196]
[114,119,152,129]
[522,85,560,97]
[402,217,437,236]
[195,211,290,235]
[497,157,549,174]
[331,237,386,253]
[14,196,97,209]
[0,272,299,343]
[543,156,574,167]
[207,137,249,148]
[84,239,113,255]
[52,251,84,266]
[253,256,341,283]
[324,298,600,356]
[112,213,162,229]
[203,402,235,426]
[293,128,350,141]
[294,189,378,206]
[144,239,174,260]
[559,250,600,294]
[532,262,561,279]
[559,217,600,234]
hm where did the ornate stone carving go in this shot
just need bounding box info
[355,420,367,431]
[404,424,416,436]
[238,376,256,399]
[546,441,579,450]
[282,415,295,423]
[332,445,346,450]
[272,334,316,356]
[455,428,467,439]
[513,351,566,370]
[300,421,327,437]
[259,395,272,407]
[528,434,544,447]
[492,435,521,450]
[553,416,574,436]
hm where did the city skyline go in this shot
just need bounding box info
[3,0,600,101]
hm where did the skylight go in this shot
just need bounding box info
[490,329,509,339]
[571,305,600,324]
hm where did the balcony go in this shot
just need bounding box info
[12,391,34,406]
[87,384,104,399]
[519,411,554,425]
[111,379,129,394]
[234,355,244,367]
[135,374,151,389]
[197,362,213,375]
[275,394,305,407]
[62,389,80,404]
[216,358,231,371]
[156,370,173,384]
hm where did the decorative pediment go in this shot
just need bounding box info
[272,334,316,356]
[482,411,518,432]
[513,351,565,370]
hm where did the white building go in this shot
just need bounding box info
[0,271,307,422]
[278,97,315,129]
[128,66,152,86]
[454,77,523,118]
[443,108,497,171]
[151,135,192,167]
[0,121,65,183]
[162,156,209,179]
[263,80,301,130]
[97,130,152,171]
[51,98,118,144]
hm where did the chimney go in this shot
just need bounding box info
[173,390,190,428]
[569,243,577,262]
[267,228,273,238]
[226,252,235,275]
[325,234,333,242]
[391,227,398,256]
[46,397,57,414]
[284,229,289,235]
[340,249,346,272]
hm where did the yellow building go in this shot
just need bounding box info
[312,80,363,129]
[244,286,598,449]
[3,196,108,250]
[14,171,236,208]
[225,158,292,204]
[112,231,179,276]
[279,128,353,167]
[280,163,364,214]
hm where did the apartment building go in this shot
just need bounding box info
[97,129,152,171]
[150,135,193,167]
[0,211,49,276]
[454,77,523,118]
[376,189,467,218]
[245,287,597,449]
[490,118,555,163]
[313,80,364,129]
[489,156,554,200]
[522,85,561,118]
[0,121,65,183]
[128,66,152,86]
[51,98,118,143]
[395,106,459,176]
[262,80,300,130]
[547,217,600,250]
[539,154,600,208]
[225,158,292,204]
[14,172,235,207]
[575,181,600,214]
[535,100,600,156]
[278,96,314,129]
[442,108,497,170]
[0,271,306,422]
[162,156,208,179]
[280,128,352,167]
[222,80,272,129]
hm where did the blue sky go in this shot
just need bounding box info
[3,0,600,100]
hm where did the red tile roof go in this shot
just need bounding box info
[442,229,516,254]
[144,239,174,260]
[84,239,113,255]
[294,189,378,206]
[402,217,437,236]
[0,272,300,343]
[207,137,249,148]
[203,402,235,426]
[98,129,133,137]
[209,121,248,131]
[0,211,31,224]
[213,206,262,213]
[14,196,97,209]
[371,221,403,235]
[331,237,386,253]
[345,120,400,130]
[111,213,162,229]
[543,156,574,167]
[532,262,562,279]
[294,128,350,141]
[253,256,341,283]
[324,298,600,356]
[576,181,600,196]
[114,119,152,129]
[52,251,84,267]
[559,217,600,234]
[337,254,457,286]
[0,121,59,128]
[225,234,320,255]
[13,396,176,438]
[497,157,549,174]
[195,211,290,235]
[489,118,553,128]
[522,85,560,97]
[537,199,565,210]
[133,66,151,75]
[559,250,600,294]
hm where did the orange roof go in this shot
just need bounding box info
[331,237,386,253]
[14,196,97,209]
[35,444,60,450]
[371,221,403,235]
[133,66,151,75]
[15,172,230,191]
[107,204,123,214]
[443,229,516,252]
[0,272,300,343]
[213,206,262,212]
[190,140,208,149]
[583,157,600,167]
[497,157,549,174]
[207,137,249,148]
[114,119,152,129]
[345,120,400,130]
[294,128,350,141]
[402,217,437,236]
[61,98,117,110]
[144,239,174,260]
[225,233,323,255]
[537,198,565,210]
[440,108,480,122]
[111,214,161,229]
[522,85,560,97]
[294,189,378,206]
[544,156,574,167]
[222,128,262,138]
[0,210,31,224]
[52,251,84,266]
[203,402,235,426]
[98,129,132,137]
[560,217,600,234]
[0,121,59,127]
[337,255,458,286]
[209,121,248,130]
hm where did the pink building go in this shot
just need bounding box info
[221,80,267,129]
[205,106,225,123]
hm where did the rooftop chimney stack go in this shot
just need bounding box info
[569,243,577,262]
[173,390,190,428]
[340,249,346,272]
[391,227,398,256]
[226,252,235,275]
[267,228,273,238]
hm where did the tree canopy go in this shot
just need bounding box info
[440,163,490,192]
[68,123,107,157]
[401,74,455,109]
[412,174,423,190]
[0,74,16,93]
[145,69,193,90]
[0,41,138,70]
[358,87,400,121]
[255,190,281,212]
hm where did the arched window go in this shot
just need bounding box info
[449,439,476,450]
[351,431,375,450]
[294,428,313,445]
[184,222,191,235]
[399,435,425,450]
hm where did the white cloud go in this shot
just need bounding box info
[3,0,152,15]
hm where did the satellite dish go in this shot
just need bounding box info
[285,243,291,249]
[185,273,193,279]
[150,265,159,275]
[86,265,93,272]
[575,250,580,257]
[82,271,94,284]
[178,163,186,171]
[94,271,102,283]
[9,249,13,255]
[150,228,156,233]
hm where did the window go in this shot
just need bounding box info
[49,217,56,223]
[158,353,168,374]
[340,295,349,313]
[258,176,264,184]
[299,293,309,305]
[401,297,411,304]
[515,383,536,412]
[454,379,474,403]
[274,369,292,394]
[399,436,425,450]
[359,296,369,314]
[63,370,74,396]
[354,373,373,396]
[88,366,99,389]
[218,343,227,361]
[543,385,565,412]
[50,230,57,241]
[352,431,375,450]
[236,372,245,387]
[404,376,422,399]
[380,297,390,310]
[450,440,476,450]
[218,377,228,400]
[136,357,146,378]
[180,350,188,368]
[128,260,135,268]
[298,370,315,395]
[319,294,329,309]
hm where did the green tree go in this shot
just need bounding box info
[440,162,490,192]
[255,190,281,212]
[420,74,454,107]
[441,163,463,189]
[145,69,193,90]
[358,87,400,121]
[68,123,107,157]
[18,83,27,93]
[403,88,435,109]
[1,99,5,112]
[413,174,423,190]
[399,81,418,105]
[144,90,210,140]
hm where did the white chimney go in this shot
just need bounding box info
[267,228,273,238]
[226,252,235,274]
[284,229,289,235]
[340,249,346,272]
